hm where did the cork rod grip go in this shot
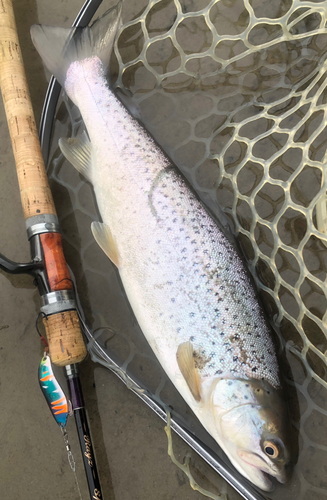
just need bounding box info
[0,0,56,219]
[0,0,87,366]
[40,232,87,366]
[43,311,87,367]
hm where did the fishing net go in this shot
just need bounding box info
[45,0,327,499]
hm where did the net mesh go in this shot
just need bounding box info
[47,1,327,499]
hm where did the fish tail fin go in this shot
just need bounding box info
[30,2,122,87]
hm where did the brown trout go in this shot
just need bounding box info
[31,4,292,491]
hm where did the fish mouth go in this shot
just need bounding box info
[237,449,287,492]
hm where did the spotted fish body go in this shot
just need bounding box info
[31,6,292,491]
[39,355,69,427]
[62,60,280,391]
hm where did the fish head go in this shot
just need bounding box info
[206,378,292,491]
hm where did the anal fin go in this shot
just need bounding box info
[91,221,120,268]
[177,341,201,402]
[59,130,93,183]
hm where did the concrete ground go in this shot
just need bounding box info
[0,1,244,499]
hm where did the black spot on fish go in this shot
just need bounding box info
[215,370,223,375]
[190,336,195,341]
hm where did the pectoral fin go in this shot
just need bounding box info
[176,341,201,402]
[59,131,93,183]
[91,221,119,267]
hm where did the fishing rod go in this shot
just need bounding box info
[0,1,103,498]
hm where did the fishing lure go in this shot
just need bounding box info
[39,353,69,428]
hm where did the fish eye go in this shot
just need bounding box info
[263,440,279,459]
